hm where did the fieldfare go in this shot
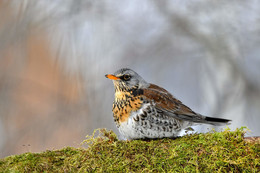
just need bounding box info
[105,68,231,139]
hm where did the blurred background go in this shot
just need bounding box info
[0,0,260,158]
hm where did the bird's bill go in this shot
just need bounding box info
[105,74,120,80]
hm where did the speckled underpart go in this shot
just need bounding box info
[112,87,143,127]
[118,102,187,139]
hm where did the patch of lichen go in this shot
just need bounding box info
[0,127,259,172]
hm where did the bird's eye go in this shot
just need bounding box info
[123,74,131,81]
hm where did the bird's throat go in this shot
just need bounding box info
[115,91,129,101]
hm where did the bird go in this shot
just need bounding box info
[105,68,231,140]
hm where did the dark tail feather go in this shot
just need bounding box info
[204,116,231,126]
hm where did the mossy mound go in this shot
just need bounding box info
[1,127,259,172]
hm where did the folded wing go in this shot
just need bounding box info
[143,84,231,125]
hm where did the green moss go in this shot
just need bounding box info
[1,127,259,172]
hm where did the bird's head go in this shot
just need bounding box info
[105,68,149,92]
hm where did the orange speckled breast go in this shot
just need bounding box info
[112,91,143,125]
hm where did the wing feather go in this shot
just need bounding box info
[143,84,231,125]
[143,84,206,122]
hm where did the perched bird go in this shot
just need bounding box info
[105,68,231,139]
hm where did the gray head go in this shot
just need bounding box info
[105,68,149,91]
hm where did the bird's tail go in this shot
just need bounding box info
[162,108,231,126]
[203,116,231,126]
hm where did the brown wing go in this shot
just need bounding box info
[143,84,231,125]
[143,84,203,121]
